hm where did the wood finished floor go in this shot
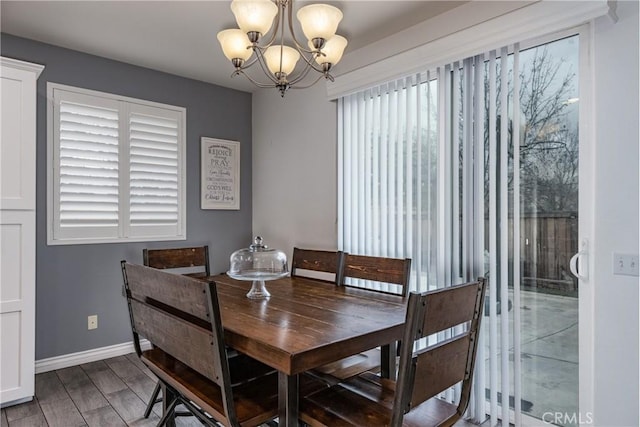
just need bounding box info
[1,353,482,427]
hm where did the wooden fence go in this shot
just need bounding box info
[510,211,578,295]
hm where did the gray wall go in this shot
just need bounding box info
[1,34,254,360]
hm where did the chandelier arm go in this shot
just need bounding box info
[287,61,318,86]
[287,53,331,86]
[235,69,278,88]
[277,2,286,74]
[294,50,327,76]
[289,72,328,89]
[236,53,261,71]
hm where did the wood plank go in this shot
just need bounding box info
[291,248,341,275]
[34,371,70,404]
[66,380,110,413]
[39,396,86,427]
[6,411,48,427]
[104,356,146,381]
[420,282,480,337]
[104,388,149,423]
[82,405,127,427]
[57,366,92,388]
[84,366,128,395]
[171,414,204,427]
[4,398,41,421]
[80,360,110,375]
[120,372,158,405]
[343,254,411,289]
[124,262,209,322]
[125,353,157,381]
[412,335,470,406]
[143,247,208,272]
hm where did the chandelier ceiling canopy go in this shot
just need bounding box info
[217,0,348,97]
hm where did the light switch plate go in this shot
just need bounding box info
[613,253,639,276]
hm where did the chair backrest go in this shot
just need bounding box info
[290,247,345,285]
[342,254,412,296]
[121,262,236,423]
[143,246,210,278]
[392,278,487,426]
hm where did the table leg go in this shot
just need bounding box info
[278,372,299,427]
[381,341,397,380]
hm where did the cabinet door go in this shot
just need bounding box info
[0,62,38,210]
[0,211,35,404]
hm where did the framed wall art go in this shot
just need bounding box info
[201,137,240,210]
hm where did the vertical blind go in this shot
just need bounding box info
[50,84,185,244]
[338,43,525,425]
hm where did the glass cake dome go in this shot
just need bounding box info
[228,236,288,299]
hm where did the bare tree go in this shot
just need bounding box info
[481,45,578,214]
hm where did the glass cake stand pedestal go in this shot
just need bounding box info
[227,270,289,299]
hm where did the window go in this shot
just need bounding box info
[47,83,186,244]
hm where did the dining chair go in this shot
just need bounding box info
[311,254,411,383]
[290,247,345,285]
[143,245,210,279]
[300,278,487,427]
[121,262,280,427]
[141,246,211,418]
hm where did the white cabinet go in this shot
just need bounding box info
[0,57,43,406]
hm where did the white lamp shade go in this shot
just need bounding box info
[310,35,347,66]
[231,0,278,35]
[264,45,300,76]
[296,4,342,41]
[217,29,253,61]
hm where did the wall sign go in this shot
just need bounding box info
[201,137,240,210]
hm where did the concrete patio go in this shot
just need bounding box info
[484,289,579,426]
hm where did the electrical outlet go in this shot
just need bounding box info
[88,315,98,330]
[613,253,640,276]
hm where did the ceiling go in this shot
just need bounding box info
[1,1,465,93]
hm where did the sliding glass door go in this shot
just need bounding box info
[337,29,588,427]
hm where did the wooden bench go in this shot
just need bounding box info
[121,261,279,426]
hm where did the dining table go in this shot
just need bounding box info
[206,273,408,427]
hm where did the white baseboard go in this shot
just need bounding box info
[35,339,151,374]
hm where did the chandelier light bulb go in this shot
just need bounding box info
[297,4,343,42]
[264,45,301,76]
[217,29,253,62]
[310,35,348,67]
[231,0,278,37]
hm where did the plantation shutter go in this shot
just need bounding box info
[127,104,182,238]
[53,91,121,240]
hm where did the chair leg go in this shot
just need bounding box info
[161,383,178,427]
[156,395,179,427]
[144,381,162,418]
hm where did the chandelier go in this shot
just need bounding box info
[217,0,348,97]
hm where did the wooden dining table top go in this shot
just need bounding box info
[208,273,408,376]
